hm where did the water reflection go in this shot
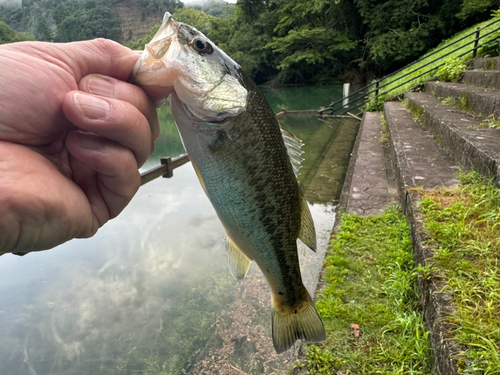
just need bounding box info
[0,86,358,375]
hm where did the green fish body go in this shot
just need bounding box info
[132,13,326,353]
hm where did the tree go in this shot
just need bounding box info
[0,20,34,44]
[54,0,122,42]
[267,0,359,84]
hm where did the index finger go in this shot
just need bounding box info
[79,74,160,142]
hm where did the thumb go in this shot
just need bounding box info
[58,39,139,82]
[8,39,140,82]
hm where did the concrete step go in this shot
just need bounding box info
[462,69,500,89]
[384,102,459,192]
[384,101,459,375]
[426,81,500,118]
[405,92,500,186]
[473,56,500,70]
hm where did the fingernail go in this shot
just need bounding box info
[75,132,103,150]
[87,76,115,98]
[73,92,111,120]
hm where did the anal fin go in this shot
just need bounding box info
[225,235,253,281]
[298,192,317,252]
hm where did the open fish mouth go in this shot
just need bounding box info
[130,12,179,85]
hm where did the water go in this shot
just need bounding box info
[0,86,359,375]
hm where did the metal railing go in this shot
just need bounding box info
[320,17,500,115]
[140,154,190,185]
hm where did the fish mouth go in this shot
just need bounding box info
[130,12,179,87]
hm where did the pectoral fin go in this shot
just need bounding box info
[280,126,304,177]
[225,235,253,281]
[298,192,317,252]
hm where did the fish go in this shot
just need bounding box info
[131,12,326,353]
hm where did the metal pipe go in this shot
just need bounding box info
[473,27,481,58]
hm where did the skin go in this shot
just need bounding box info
[0,39,160,255]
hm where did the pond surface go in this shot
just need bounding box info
[0,86,358,375]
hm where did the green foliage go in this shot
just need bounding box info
[356,0,458,73]
[54,0,122,42]
[112,0,500,84]
[171,6,217,34]
[267,0,358,84]
[305,346,337,375]
[479,114,500,129]
[436,57,467,82]
[365,15,500,110]
[0,0,182,44]
[419,171,500,374]
[441,95,472,112]
[458,0,500,20]
[0,20,34,44]
[188,0,234,18]
[302,207,432,374]
[477,7,500,56]
[0,20,18,44]
[128,0,182,14]
[364,96,385,112]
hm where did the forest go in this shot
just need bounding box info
[1,0,500,84]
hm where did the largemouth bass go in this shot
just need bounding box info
[132,13,326,353]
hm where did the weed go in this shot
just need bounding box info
[379,114,389,145]
[403,99,426,126]
[441,96,473,112]
[419,171,500,374]
[365,97,385,112]
[480,114,500,129]
[436,57,467,82]
[302,207,432,374]
[459,96,472,112]
[441,96,458,106]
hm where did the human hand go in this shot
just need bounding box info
[0,39,159,254]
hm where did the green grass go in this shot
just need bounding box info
[297,207,432,375]
[368,13,500,107]
[419,171,500,374]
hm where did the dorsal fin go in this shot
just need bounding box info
[298,191,316,252]
[280,126,304,177]
[225,235,253,281]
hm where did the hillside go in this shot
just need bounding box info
[1,0,499,85]
[0,0,182,43]
[114,1,164,42]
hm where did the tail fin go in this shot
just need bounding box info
[272,294,326,353]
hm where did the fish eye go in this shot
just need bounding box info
[192,37,213,54]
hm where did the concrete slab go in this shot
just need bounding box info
[339,112,398,216]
